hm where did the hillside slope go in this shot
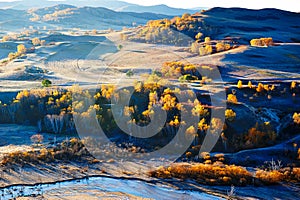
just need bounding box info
[124,7,300,45]
[0,4,173,31]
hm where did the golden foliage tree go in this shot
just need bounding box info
[227,94,238,104]
[237,80,243,89]
[225,109,236,121]
[293,113,300,124]
[17,44,26,54]
[32,37,41,46]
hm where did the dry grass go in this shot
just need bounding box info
[0,138,88,166]
[149,154,300,186]
[149,162,252,186]
[255,167,300,185]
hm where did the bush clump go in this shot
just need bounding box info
[250,37,274,47]
[149,162,252,186]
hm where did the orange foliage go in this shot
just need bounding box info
[149,163,252,186]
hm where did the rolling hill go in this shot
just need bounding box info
[124,7,300,45]
[0,4,173,31]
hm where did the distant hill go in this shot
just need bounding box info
[0,4,173,31]
[113,4,197,15]
[0,0,200,15]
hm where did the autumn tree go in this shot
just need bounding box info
[8,52,18,60]
[293,113,300,125]
[204,37,211,43]
[237,80,243,89]
[216,42,225,52]
[227,94,238,104]
[32,38,41,46]
[17,44,26,54]
[195,32,203,40]
[92,29,98,35]
[291,81,297,89]
[2,35,10,42]
[225,109,236,121]
[199,45,212,56]
[248,81,253,89]
[256,83,265,93]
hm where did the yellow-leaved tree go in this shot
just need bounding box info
[17,44,26,54]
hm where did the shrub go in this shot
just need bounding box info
[126,70,134,77]
[31,134,44,144]
[118,44,123,50]
[178,74,198,82]
[255,170,284,184]
[152,70,162,77]
[42,79,52,87]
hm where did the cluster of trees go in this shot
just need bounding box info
[7,44,27,61]
[42,8,74,22]
[122,13,209,46]
[4,37,45,62]
[161,61,201,79]
[243,122,277,148]
[236,80,276,93]
[191,37,232,56]
[1,35,19,42]
[2,73,297,157]
[250,37,274,47]
[0,88,74,133]
[236,80,299,101]
[1,30,38,42]
[31,37,46,46]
